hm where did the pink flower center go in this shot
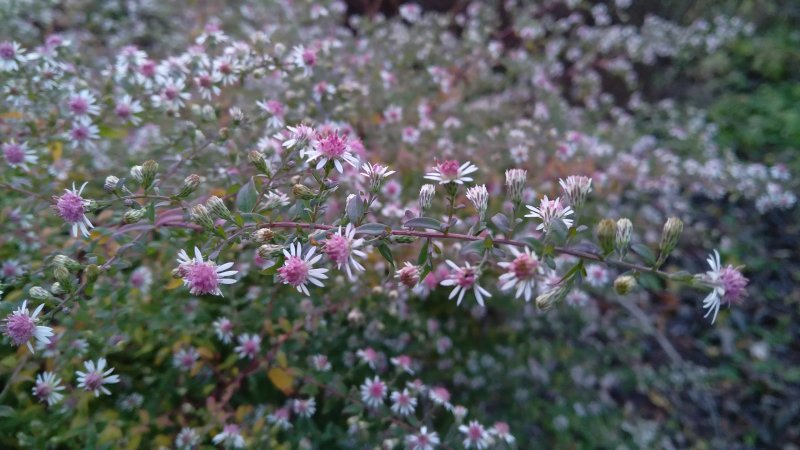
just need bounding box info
[398,266,419,288]
[71,126,89,141]
[278,256,309,287]
[510,254,538,279]
[368,382,385,398]
[35,382,52,398]
[69,97,88,115]
[302,49,316,66]
[437,160,461,178]
[468,425,483,440]
[5,312,35,345]
[454,268,476,288]
[83,372,103,392]
[417,435,430,445]
[139,60,156,77]
[186,262,219,295]
[317,133,348,158]
[115,104,131,119]
[0,43,15,60]
[198,74,213,88]
[720,266,748,304]
[243,340,258,354]
[3,144,24,164]
[164,86,178,100]
[56,190,85,223]
[324,234,350,266]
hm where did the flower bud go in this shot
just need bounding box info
[130,165,143,183]
[596,218,617,255]
[177,174,201,198]
[536,283,572,311]
[418,184,435,212]
[50,282,64,295]
[257,244,285,258]
[190,204,215,230]
[29,286,52,301]
[559,175,592,210]
[347,308,364,324]
[123,208,147,224]
[84,264,100,283]
[292,184,316,200]
[466,184,489,221]
[252,228,274,244]
[505,169,526,204]
[218,127,230,141]
[615,218,632,258]
[614,275,637,295]
[104,176,120,193]
[53,255,81,270]
[206,196,233,221]
[53,265,71,285]
[657,217,683,266]
[248,150,271,175]
[393,235,417,244]
[396,263,420,288]
[141,160,159,189]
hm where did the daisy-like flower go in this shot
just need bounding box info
[0,41,28,72]
[129,266,152,291]
[292,397,316,418]
[360,162,396,192]
[405,426,440,450]
[32,371,65,406]
[699,250,749,324]
[459,421,494,449]
[498,246,542,302]
[305,131,359,173]
[585,264,610,287]
[311,354,332,371]
[428,386,453,410]
[525,195,574,232]
[212,424,245,449]
[289,45,317,77]
[262,190,290,209]
[213,316,234,343]
[360,376,387,409]
[390,389,417,416]
[234,333,261,360]
[53,182,93,238]
[277,242,329,295]
[256,99,285,129]
[172,347,200,371]
[66,90,101,118]
[281,124,317,154]
[356,347,381,370]
[424,159,478,185]
[391,354,414,374]
[3,140,38,171]
[194,69,221,100]
[396,262,421,288]
[114,94,143,125]
[152,78,190,111]
[3,300,53,352]
[76,357,120,396]
[175,247,238,297]
[440,260,492,307]
[66,119,100,150]
[267,407,292,429]
[491,422,515,445]
[175,427,201,450]
[323,224,367,280]
[465,184,489,219]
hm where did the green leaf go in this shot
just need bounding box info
[520,237,544,254]
[356,223,390,236]
[403,217,443,231]
[417,239,430,266]
[631,243,656,266]
[490,213,511,233]
[236,177,258,212]
[346,194,365,223]
[377,242,395,271]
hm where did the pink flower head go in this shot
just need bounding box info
[425,159,479,185]
[701,250,749,324]
[323,224,366,280]
[360,376,387,409]
[440,260,492,306]
[32,371,65,406]
[176,247,237,297]
[390,388,417,416]
[406,426,440,450]
[498,246,541,301]
[54,182,93,238]
[525,195,574,232]
[234,333,261,360]
[459,421,493,449]
[305,130,359,173]
[396,262,421,288]
[3,300,53,353]
[76,357,120,396]
[3,140,37,170]
[277,242,329,295]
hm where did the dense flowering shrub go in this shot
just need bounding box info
[0,0,790,448]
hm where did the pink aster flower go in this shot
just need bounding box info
[390,388,417,416]
[267,407,292,430]
[66,120,100,149]
[440,260,492,307]
[391,354,414,374]
[32,371,65,406]
[172,347,200,371]
[305,130,359,173]
[175,247,238,297]
[66,90,100,118]
[292,397,316,418]
[428,386,452,410]
[277,242,329,296]
[491,422,515,444]
[405,426,440,450]
[281,124,317,154]
[322,224,367,280]
[2,140,38,171]
[700,250,749,324]
[213,316,234,343]
[360,162,396,192]
[396,262,421,288]
[525,195,574,232]
[360,376,387,409]
[459,421,493,449]
[498,246,542,302]
[76,357,120,396]
[3,300,53,353]
[0,41,28,72]
[234,333,261,360]
[311,354,331,372]
[356,347,381,370]
[212,424,245,449]
[175,427,201,450]
[114,95,143,125]
[53,182,93,238]
[585,264,610,287]
[424,159,479,185]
